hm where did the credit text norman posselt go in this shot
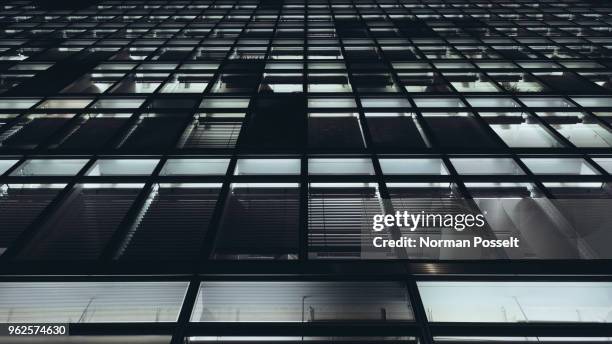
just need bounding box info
[372,236,520,248]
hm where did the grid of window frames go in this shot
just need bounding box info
[1,0,612,342]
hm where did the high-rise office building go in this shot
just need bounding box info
[0,0,612,342]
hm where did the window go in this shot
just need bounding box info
[235,159,300,175]
[308,97,357,108]
[0,281,187,322]
[119,183,221,261]
[213,183,300,260]
[482,112,565,148]
[520,97,574,108]
[399,72,450,92]
[121,114,188,150]
[92,98,145,109]
[593,158,612,174]
[423,113,500,149]
[379,158,448,175]
[522,158,599,175]
[178,117,243,149]
[191,281,414,322]
[309,158,374,175]
[160,73,211,93]
[465,97,519,108]
[200,98,250,109]
[160,159,230,176]
[414,97,465,108]
[444,73,501,92]
[19,183,143,260]
[418,281,612,323]
[572,97,612,108]
[56,113,131,150]
[86,159,159,176]
[451,158,524,175]
[361,97,412,108]
[0,159,18,174]
[366,113,429,149]
[0,114,73,149]
[308,113,365,149]
[11,159,88,176]
[538,111,612,148]
[0,184,65,256]
[489,72,547,92]
[0,99,40,109]
[37,98,93,109]
[309,183,383,259]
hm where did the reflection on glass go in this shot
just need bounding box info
[450,158,524,175]
[522,158,598,175]
[0,282,188,323]
[419,281,612,323]
[191,281,414,322]
[10,159,88,176]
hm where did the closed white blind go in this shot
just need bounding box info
[0,281,188,323]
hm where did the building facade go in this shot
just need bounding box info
[0,0,612,342]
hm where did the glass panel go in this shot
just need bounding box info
[308,98,357,108]
[539,112,612,148]
[235,159,300,175]
[92,99,145,109]
[520,97,574,108]
[58,114,130,150]
[0,281,188,322]
[466,97,519,108]
[118,183,221,261]
[423,113,500,149]
[0,99,40,109]
[522,158,599,175]
[451,158,524,175]
[160,159,230,176]
[414,98,465,108]
[490,123,564,148]
[86,159,159,176]
[200,98,250,109]
[213,183,300,260]
[379,158,447,175]
[178,119,242,149]
[1,116,72,149]
[361,98,412,108]
[11,159,88,176]
[308,113,365,149]
[593,158,612,174]
[445,73,500,92]
[0,159,18,175]
[37,99,93,109]
[418,281,612,323]
[0,184,65,256]
[19,184,143,260]
[366,113,428,149]
[121,115,188,150]
[309,183,383,259]
[553,123,612,147]
[191,281,413,322]
[573,97,612,108]
[309,158,374,175]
